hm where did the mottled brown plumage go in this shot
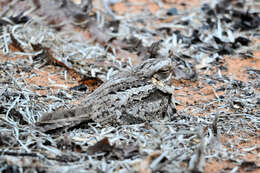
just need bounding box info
[36,58,176,132]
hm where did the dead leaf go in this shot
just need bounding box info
[86,137,113,155]
[31,43,82,80]
[80,76,103,92]
[70,76,103,92]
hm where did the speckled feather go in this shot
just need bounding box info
[36,58,176,132]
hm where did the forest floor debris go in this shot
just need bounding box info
[0,0,259,172]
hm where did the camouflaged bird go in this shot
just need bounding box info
[37,58,176,132]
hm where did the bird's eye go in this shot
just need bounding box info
[158,69,169,73]
[153,67,172,81]
[158,67,171,74]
